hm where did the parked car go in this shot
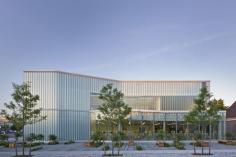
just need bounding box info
[6,130,16,134]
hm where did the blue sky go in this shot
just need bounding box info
[0,0,236,108]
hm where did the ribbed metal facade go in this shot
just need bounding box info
[24,71,214,140]
[24,71,118,140]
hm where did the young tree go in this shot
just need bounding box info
[156,129,165,147]
[185,87,222,155]
[97,84,131,155]
[1,82,46,156]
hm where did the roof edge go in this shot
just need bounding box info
[24,70,210,82]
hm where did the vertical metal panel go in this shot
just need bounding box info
[24,71,211,140]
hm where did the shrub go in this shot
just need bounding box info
[164,142,171,147]
[48,134,57,141]
[173,133,184,142]
[103,144,110,151]
[0,134,8,141]
[94,141,103,147]
[175,142,185,150]
[165,133,173,140]
[31,146,43,151]
[0,141,9,147]
[48,140,59,145]
[226,132,236,140]
[196,141,203,147]
[48,134,59,145]
[172,133,185,150]
[136,145,143,150]
[193,132,202,141]
[36,134,44,141]
[64,140,75,144]
[91,130,105,147]
[156,130,165,140]
[114,142,124,147]
[25,142,42,147]
[112,132,126,148]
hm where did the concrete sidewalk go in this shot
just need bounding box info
[1,149,236,157]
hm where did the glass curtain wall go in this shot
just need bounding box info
[91,110,226,140]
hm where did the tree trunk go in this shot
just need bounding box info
[22,106,25,156]
[15,141,18,156]
[111,139,114,155]
[118,142,120,155]
[109,121,113,155]
[118,135,121,155]
[29,142,31,156]
[103,139,106,155]
[118,122,121,155]
[209,122,212,155]
[193,143,196,154]
[111,123,114,155]
[22,126,25,156]
[198,123,200,133]
[209,141,211,155]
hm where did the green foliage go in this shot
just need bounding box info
[192,141,202,147]
[91,141,103,147]
[0,82,46,156]
[1,83,46,127]
[97,84,131,154]
[211,99,227,110]
[156,130,165,140]
[175,142,185,150]
[48,140,59,145]
[25,142,42,147]
[114,141,124,147]
[25,133,44,150]
[164,143,171,147]
[112,131,126,146]
[103,144,110,151]
[91,130,105,147]
[0,141,9,147]
[0,124,10,131]
[48,134,59,145]
[184,87,222,140]
[226,132,236,140]
[118,131,127,140]
[136,145,143,150]
[36,134,44,141]
[64,140,75,144]
[26,133,37,142]
[0,134,8,141]
[165,133,173,140]
[193,132,202,141]
[226,132,233,140]
[172,133,185,150]
[173,133,184,142]
[48,134,57,141]
[97,84,132,128]
[31,146,43,151]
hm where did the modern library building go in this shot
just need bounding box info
[24,71,226,140]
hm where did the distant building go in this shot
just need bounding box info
[226,101,236,133]
[0,115,8,125]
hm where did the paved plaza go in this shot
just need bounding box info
[1,150,236,157]
[1,141,236,157]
